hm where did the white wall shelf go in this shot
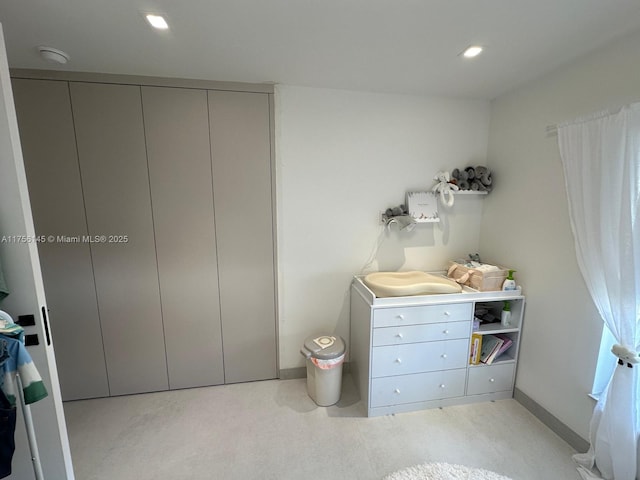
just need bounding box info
[453,190,488,195]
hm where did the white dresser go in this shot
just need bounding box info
[350,275,525,417]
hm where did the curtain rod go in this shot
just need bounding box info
[545,102,637,137]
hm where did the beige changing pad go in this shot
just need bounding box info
[363,271,462,297]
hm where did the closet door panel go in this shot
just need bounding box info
[142,86,224,389]
[209,91,277,383]
[70,82,167,395]
[12,78,109,400]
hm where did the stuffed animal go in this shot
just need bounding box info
[465,166,476,180]
[452,166,493,192]
[452,167,472,190]
[385,205,407,217]
[432,171,459,207]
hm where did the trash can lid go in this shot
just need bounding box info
[302,335,346,360]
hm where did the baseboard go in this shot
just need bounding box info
[279,362,351,380]
[278,367,307,379]
[514,388,589,453]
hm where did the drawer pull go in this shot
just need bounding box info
[394,388,401,394]
[443,311,450,316]
[443,329,450,334]
[439,384,446,388]
[396,314,405,320]
[395,333,403,339]
[441,353,447,359]
[489,378,495,383]
[395,358,402,364]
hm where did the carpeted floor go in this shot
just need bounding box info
[64,375,582,479]
[384,462,512,480]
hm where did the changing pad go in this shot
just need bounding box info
[363,271,462,297]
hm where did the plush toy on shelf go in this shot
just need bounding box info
[451,165,493,192]
[432,170,459,207]
[384,204,407,218]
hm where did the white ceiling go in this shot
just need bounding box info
[1,0,640,99]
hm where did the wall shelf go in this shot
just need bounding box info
[453,190,488,195]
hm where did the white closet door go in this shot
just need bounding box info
[13,78,109,400]
[0,24,74,478]
[70,82,168,396]
[209,90,277,383]
[142,86,224,389]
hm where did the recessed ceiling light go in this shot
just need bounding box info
[462,45,483,58]
[145,14,169,30]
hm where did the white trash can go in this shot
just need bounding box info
[300,335,346,406]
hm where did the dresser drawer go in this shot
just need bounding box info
[372,320,470,346]
[373,303,472,328]
[466,363,515,395]
[371,369,466,407]
[371,338,469,378]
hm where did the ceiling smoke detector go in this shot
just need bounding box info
[38,46,70,64]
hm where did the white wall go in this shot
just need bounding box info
[275,85,490,369]
[481,28,640,441]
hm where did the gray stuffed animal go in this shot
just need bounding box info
[452,165,493,192]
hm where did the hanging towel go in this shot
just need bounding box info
[0,334,47,406]
[0,311,23,342]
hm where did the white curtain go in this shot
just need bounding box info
[558,102,640,480]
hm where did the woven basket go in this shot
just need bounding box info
[447,261,509,292]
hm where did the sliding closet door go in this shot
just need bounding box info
[209,91,277,383]
[70,82,167,395]
[12,79,109,400]
[142,86,224,389]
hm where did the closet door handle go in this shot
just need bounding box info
[41,306,51,346]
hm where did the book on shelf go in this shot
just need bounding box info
[493,333,514,358]
[480,334,503,365]
[480,333,515,365]
[470,333,482,365]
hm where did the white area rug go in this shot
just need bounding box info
[384,462,513,480]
